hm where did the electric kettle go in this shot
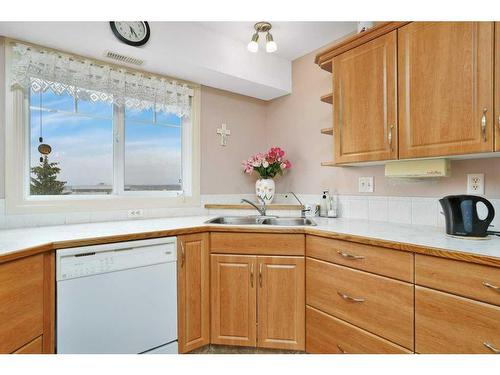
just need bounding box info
[439,195,495,238]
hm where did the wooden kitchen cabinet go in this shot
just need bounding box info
[332,30,397,163]
[177,233,210,353]
[306,306,411,354]
[0,252,54,354]
[415,286,500,354]
[210,254,257,347]
[495,22,500,152]
[257,256,305,350]
[306,258,414,350]
[399,22,494,158]
[210,253,305,350]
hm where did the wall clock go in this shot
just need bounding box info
[110,21,151,46]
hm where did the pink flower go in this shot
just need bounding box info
[281,160,292,170]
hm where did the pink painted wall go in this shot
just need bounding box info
[200,86,268,194]
[264,49,500,198]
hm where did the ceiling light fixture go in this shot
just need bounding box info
[247,22,277,53]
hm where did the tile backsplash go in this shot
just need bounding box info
[1,194,499,231]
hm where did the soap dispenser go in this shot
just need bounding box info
[320,190,330,217]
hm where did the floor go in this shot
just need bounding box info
[189,344,304,354]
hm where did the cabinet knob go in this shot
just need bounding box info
[481,108,488,142]
[337,344,347,354]
[250,264,254,288]
[259,263,263,287]
[337,250,365,260]
[482,281,500,292]
[180,242,185,267]
[388,125,394,151]
[483,342,500,354]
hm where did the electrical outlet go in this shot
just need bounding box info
[358,177,374,193]
[127,209,144,219]
[467,174,484,195]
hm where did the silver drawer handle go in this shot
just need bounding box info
[483,342,500,354]
[482,281,500,292]
[337,344,347,354]
[337,250,365,260]
[337,291,365,303]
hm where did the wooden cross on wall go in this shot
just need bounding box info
[216,123,231,146]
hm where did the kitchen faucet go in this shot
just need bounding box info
[285,192,310,218]
[241,197,267,216]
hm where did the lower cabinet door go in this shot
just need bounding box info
[211,254,257,347]
[177,233,210,353]
[306,306,411,354]
[257,256,305,351]
[13,336,43,354]
[0,254,45,354]
[415,286,500,354]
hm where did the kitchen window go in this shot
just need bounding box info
[5,41,200,213]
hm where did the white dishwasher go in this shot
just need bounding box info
[56,237,178,354]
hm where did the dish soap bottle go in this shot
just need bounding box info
[320,190,330,217]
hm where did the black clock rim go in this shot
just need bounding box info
[110,21,150,47]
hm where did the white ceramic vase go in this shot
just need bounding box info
[255,178,275,204]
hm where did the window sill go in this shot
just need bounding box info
[5,194,201,215]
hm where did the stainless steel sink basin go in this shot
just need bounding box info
[206,216,316,226]
[260,217,317,226]
[205,216,263,225]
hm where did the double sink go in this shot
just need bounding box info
[206,216,317,226]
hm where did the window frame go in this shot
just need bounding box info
[4,41,201,214]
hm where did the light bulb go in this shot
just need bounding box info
[247,40,259,53]
[265,32,277,53]
[247,32,259,53]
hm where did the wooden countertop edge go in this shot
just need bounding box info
[1,224,499,268]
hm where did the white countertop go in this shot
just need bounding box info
[0,215,499,261]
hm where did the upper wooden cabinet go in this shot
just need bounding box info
[177,233,210,353]
[398,22,494,158]
[333,30,398,163]
[316,21,498,164]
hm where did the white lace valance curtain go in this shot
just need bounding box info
[10,43,194,117]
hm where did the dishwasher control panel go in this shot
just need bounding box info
[57,237,177,281]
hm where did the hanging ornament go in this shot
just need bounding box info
[37,92,52,162]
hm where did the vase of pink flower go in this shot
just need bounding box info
[242,146,292,204]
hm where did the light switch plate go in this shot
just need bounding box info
[467,174,484,195]
[358,177,374,193]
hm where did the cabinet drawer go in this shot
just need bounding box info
[415,254,500,306]
[210,233,305,255]
[415,286,500,354]
[306,306,411,354]
[0,255,44,354]
[306,258,414,349]
[13,336,43,354]
[307,236,413,282]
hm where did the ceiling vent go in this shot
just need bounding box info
[104,51,144,66]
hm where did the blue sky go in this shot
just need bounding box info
[30,89,182,188]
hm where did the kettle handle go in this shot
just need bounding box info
[475,197,495,224]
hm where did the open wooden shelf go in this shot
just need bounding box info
[321,161,336,167]
[319,60,332,73]
[321,127,333,135]
[320,93,333,104]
